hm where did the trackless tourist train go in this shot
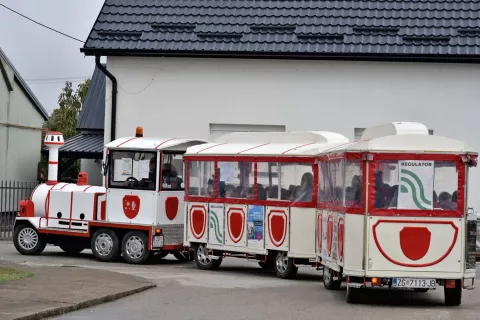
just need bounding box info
[12,122,477,305]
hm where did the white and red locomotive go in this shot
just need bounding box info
[13,128,207,264]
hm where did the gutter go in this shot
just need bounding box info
[95,55,117,141]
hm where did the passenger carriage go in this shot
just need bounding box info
[315,122,477,306]
[183,131,350,278]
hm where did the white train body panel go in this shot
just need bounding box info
[342,213,365,276]
[288,207,316,258]
[366,216,464,277]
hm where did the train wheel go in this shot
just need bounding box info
[91,228,120,262]
[346,285,360,303]
[59,244,84,255]
[194,243,222,270]
[444,280,462,306]
[13,224,46,255]
[122,231,150,264]
[274,251,298,279]
[323,266,342,290]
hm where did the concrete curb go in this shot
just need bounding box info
[13,283,157,320]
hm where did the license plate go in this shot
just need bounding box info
[152,236,164,248]
[392,278,436,289]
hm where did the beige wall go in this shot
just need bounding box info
[0,61,45,182]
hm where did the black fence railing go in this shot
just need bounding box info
[0,181,37,239]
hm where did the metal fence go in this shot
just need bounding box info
[0,181,37,239]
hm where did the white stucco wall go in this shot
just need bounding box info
[104,56,480,209]
[0,65,45,182]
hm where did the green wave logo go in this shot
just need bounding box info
[400,169,432,210]
[209,211,222,243]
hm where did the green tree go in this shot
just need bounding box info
[39,79,91,182]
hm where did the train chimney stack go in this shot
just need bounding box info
[43,132,64,185]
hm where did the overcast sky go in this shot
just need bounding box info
[0,0,105,115]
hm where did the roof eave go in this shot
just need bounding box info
[80,47,480,64]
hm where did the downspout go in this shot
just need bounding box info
[95,55,117,141]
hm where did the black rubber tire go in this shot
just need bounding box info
[346,286,360,304]
[323,266,342,290]
[444,280,462,306]
[194,243,222,270]
[59,244,84,255]
[121,231,150,264]
[13,224,46,255]
[274,251,298,279]
[91,228,120,262]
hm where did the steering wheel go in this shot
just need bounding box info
[125,176,139,186]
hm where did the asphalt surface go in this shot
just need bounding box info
[1,241,479,320]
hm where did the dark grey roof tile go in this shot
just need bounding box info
[82,0,480,58]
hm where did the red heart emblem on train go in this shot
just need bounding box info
[271,215,285,244]
[191,208,206,238]
[317,215,322,252]
[165,197,179,221]
[123,195,140,219]
[327,215,333,256]
[338,218,344,261]
[228,209,244,243]
[400,227,431,261]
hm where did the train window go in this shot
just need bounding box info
[109,150,157,190]
[218,161,254,199]
[344,159,362,208]
[374,160,458,210]
[187,161,215,197]
[257,162,279,200]
[318,161,327,203]
[280,163,314,203]
[325,159,344,205]
[161,153,184,190]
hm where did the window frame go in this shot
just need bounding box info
[160,151,186,192]
[367,153,465,218]
[108,149,158,191]
[184,156,317,208]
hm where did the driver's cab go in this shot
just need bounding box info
[103,127,208,227]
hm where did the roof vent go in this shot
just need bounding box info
[352,26,400,35]
[250,25,296,33]
[361,122,429,141]
[196,32,243,41]
[403,35,450,44]
[457,28,480,35]
[96,31,143,38]
[151,23,196,32]
[296,33,344,43]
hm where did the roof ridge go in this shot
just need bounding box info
[0,46,49,119]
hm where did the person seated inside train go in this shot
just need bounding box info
[162,163,183,189]
[267,186,279,199]
[438,191,457,210]
[374,171,384,208]
[294,172,314,202]
[258,184,267,200]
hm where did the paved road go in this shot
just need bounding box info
[1,241,480,320]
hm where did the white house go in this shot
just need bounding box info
[0,47,48,182]
[80,0,480,209]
